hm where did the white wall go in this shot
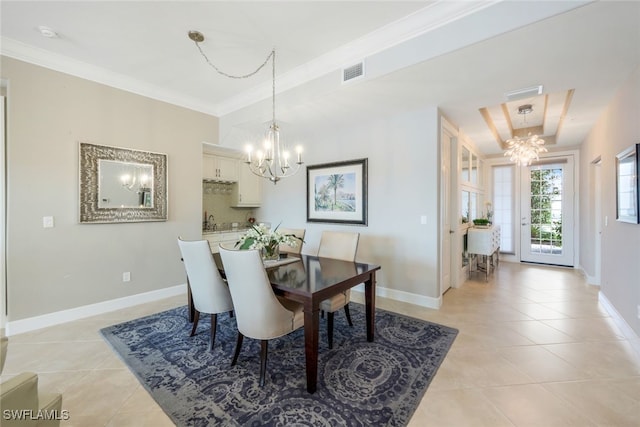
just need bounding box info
[1,56,217,321]
[580,65,640,337]
[225,108,443,302]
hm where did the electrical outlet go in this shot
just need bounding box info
[122,272,131,282]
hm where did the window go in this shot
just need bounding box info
[492,165,515,253]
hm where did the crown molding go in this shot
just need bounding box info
[1,0,582,120]
[0,1,497,118]
[0,37,220,116]
[216,0,501,116]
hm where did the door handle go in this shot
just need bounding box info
[449,230,455,234]
[521,223,529,226]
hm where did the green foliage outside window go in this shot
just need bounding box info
[530,169,562,245]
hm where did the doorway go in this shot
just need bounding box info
[440,120,454,296]
[593,158,602,284]
[520,157,575,266]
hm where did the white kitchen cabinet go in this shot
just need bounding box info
[231,164,262,207]
[203,231,243,253]
[203,154,238,182]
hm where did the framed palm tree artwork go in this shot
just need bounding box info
[306,158,368,225]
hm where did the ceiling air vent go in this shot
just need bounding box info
[505,85,543,101]
[342,62,364,83]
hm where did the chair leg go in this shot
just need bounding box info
[344,303,353,327]
[327,311,334,349]
[190,311,200,337]
[231,333,244,366]
[259,340,269,387]
[209,313,218,351]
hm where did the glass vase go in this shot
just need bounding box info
[262,244,280,261]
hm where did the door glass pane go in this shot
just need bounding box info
[530,167,563,255]
[461,191,470,224]
[470,192,478,220]
[470,153,477,184]
[461,147,470,183]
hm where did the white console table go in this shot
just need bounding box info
[467,225,500,281]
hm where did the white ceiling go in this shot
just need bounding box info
[2,1,639,156]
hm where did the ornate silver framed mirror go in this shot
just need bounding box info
[79,142,168,223]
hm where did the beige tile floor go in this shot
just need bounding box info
[2,261,639,426]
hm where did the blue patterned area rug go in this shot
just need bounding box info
[100,303,457,426]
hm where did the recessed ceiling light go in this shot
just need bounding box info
[37,26,59,38]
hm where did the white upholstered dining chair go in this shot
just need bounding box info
[219,246,304,387]
[278,227,306,255]
[178,237,234,351]
[317,230,360,349]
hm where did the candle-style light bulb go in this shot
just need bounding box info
[295,145,303,163]
[263,138,273,160]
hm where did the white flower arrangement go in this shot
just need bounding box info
[236,223,300,256]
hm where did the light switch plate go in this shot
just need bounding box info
[43,216,54,228]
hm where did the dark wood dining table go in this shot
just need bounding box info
[189,252,381,394]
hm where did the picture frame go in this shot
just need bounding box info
[615,143,639,224]
[307,158,368,225]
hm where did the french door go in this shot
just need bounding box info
[520,157,574,266]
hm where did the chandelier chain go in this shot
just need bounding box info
[192,40,275,80]
[272,49,276,124]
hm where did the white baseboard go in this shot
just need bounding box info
[577,264,600,286]
[6,282,442,336]
[352,284,441,309]
[599,292,640,360]
[585,274,600,286]
[5,284,187,336]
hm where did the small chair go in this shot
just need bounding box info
[1,336,63,427]
[219,246,304,387]
[278,228,306,255]
[318,231,360,349]
[178,237,234,351]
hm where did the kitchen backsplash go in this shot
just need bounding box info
[202,181,256,231]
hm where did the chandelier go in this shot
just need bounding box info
[504,104,547,166]
[120,169,150,193]
[189,31,303,184]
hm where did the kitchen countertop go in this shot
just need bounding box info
[202,226,251,234]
